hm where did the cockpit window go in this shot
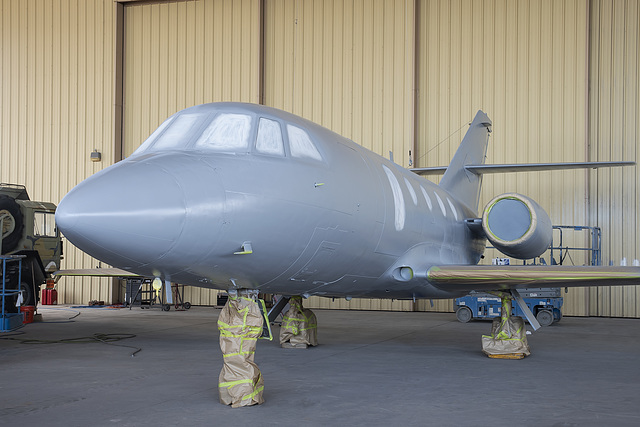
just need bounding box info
[287,125,322,161]
[134,115,175,153]
[195,113,252,152]
[256,118,285,156]
[152,113,204,150]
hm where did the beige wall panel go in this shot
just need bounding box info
[264,0,416,312]
[305,296,414,312]
[122,0,261,305]
[122,0,261,157]
[2,0,638,316]
[182,286,221,306]
[417,0,590,315]
[590,0,640,317]
[414,298,453,312]
[0,0,117,304]
[264,0,415,164]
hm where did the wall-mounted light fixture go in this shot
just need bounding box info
[90,150,102,162]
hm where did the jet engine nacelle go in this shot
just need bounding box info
[481,193,552,259]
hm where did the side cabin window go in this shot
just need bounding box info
[34,212,57,237]
[256,118,285,156]
[287,125,322,161]
[195,113,252,152]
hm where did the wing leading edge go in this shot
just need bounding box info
[53,268,142,278]
[426,265,640,293]
[411,161,635,175]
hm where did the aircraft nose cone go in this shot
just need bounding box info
[56,162,186,268]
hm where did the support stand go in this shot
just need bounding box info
[217,289,269,408]
[267,295,290,323]
[279,296,317,349]
[481,292,531,359]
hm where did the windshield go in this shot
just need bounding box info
[130,108,323,163]
[151,114,205,150]
[133,113,208,154]
[134,115,175,153]
[195,113,252,152]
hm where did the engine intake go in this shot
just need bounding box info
[481,193,552,259]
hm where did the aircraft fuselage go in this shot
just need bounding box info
[56,103,485,299]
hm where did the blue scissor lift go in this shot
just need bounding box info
[455,288,563,327]
[454,225,601,327]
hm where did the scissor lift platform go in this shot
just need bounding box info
[455,288,563,327]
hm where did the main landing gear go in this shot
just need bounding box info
[481,290,540,359]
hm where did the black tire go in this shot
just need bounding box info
[0,195,24,253]
[456,306,473,323]
[553,308,562,323]
[20,280,36,306]
[162,304,171,311]
[184,302,191,310]
[536,309,554,327]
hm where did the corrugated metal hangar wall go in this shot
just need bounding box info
[1,0,638,317]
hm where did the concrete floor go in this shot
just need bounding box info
[1,305,639,426]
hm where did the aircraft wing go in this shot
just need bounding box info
[426,265,640,292]
[411,161,635,175]
[465,161,635,174]
[53,268,142,278]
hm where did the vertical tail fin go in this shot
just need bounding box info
[439,111,492,213]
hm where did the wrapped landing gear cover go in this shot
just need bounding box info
[481,316,531,357]
[218,296,267,408]
[279,296,318,348]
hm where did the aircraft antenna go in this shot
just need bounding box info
[416,120,468,166]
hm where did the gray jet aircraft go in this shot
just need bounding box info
[55,102,640,327]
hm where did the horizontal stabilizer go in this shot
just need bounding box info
[410,166,448,174]
[426,265,640,292]
[53,268,142,278]
[412,161,635,175]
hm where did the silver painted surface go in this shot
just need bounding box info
[55,103,640,300]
